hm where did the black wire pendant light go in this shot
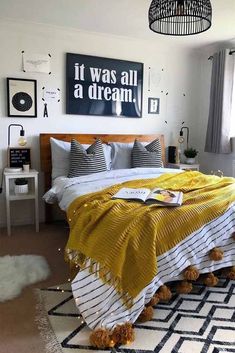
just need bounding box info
[149,0,212,36]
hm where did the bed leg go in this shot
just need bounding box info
[45,203,53,223]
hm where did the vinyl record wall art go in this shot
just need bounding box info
[7,78,37,117]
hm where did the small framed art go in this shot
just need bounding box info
[7,78,37,117]
[148,97,160,114]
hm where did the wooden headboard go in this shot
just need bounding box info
[40,133,165,222]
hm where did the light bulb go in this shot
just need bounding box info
[18,129,27,146]
[18,136,27,146]
[178,136,184,144]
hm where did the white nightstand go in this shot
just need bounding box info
[167,163,200,171]
[4,169,39,236]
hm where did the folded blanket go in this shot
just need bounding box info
[65,171,235,302]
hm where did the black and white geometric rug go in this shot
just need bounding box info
[37,277,235,353]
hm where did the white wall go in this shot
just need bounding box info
[0,20,200,227]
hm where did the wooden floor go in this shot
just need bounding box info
[0,223,69,353]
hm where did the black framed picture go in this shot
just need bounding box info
[8,147,31,168]
[148,97,160,114]
[7,78,37,117]
[66,53,143,118]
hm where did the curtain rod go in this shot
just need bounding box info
[208,49,235,60]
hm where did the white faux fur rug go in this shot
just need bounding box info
[0,255,50,302]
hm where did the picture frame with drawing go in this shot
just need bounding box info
[7,78,37,118]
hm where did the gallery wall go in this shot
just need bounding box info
[0,20,201,227]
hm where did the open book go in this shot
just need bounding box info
[112,187,183,206]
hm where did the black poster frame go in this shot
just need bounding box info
[7,78,37,118]
[66,53,143,118]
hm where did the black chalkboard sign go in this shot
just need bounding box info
[8,148,31,168]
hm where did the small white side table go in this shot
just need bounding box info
[4,169,39,236]
[167,163,200,171]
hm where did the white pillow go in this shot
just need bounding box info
[110,141,152,169]
[109,142,133,169]
[50,137,112,179]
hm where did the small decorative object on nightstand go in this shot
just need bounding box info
[4,169,39,236]
[14,178,28,194]
[183,147,198,165]
[211,170,224,177]
[22,162,30,172]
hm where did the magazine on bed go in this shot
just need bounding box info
[112,187,183,206]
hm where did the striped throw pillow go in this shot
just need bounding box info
[131,138,162,168]
[68,139,107,177]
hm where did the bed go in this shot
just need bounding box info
[40,133,235,348]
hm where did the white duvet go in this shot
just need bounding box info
[43,168,235,330]
[43,167,182,210]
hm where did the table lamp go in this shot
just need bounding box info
[6,124,28,171]
[8,124,27,147]
[178,126,189,149]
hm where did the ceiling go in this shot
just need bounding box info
[0,0,234,48]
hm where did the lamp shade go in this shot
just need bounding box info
[149,0,212,36]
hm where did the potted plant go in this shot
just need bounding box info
[183,147,198,164]
[14,178,28,194]
[22,161,30,172]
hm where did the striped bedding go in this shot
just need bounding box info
[43,168,235,330]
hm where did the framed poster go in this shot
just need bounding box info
[66,53,143,118]
[7,78,37,117]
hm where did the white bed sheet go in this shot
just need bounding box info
[43,167,182,210]
[43,168,235,330]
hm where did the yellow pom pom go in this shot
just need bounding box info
[90,328,113,348]
[157,285,172,302]
[203,273,219,287]
[183,266,200,281]
[111,323,135,345]
[137,306,154,323]
[209,247,224,261]
[176,280,193,294]
[146,294,160,307]
[224,266,235,280]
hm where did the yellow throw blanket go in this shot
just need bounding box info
[65,171,235,301]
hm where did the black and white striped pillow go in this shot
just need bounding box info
[131,138,162,168]
[68,139,107,178]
